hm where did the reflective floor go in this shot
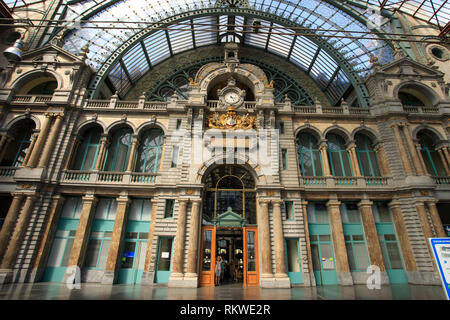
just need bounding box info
[0,282,446,300]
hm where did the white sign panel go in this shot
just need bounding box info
[429,238,450,300]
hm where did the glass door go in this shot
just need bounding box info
[243,227,259,287]
[310,234,338,286]
[285,238,302,284]
[154,237,173,283]
[117,232,148,284]
[199,226,216,286]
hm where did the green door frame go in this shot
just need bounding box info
[284,238,303,284]
[154,236,174,283]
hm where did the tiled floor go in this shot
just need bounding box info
[0,282,446,300]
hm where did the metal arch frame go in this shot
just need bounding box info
[146,55,315,105]
[84,8,374,106]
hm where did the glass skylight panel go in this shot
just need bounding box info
[289,36,318,71]
[245,19,270,49]
[193,16,217,47]
[168,23,194,55]
[267,24,295,58]
[122,44,149,82]
[310,49,338,88]
[143,30,171,65]
[327,69,350,102]
[108,62,132,95]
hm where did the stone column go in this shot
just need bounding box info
[437,148,450,175]
[442,147,450,170]
[374,143,391,176]
[0,194,37,269]
[38,114,64,167]
[168,198,188,284]
[0,194,24,260]
[415,201,433,240]
[258,199,273,280]
[102,195,130,284]
[185,199,201,280]
[272,200,289,284]
[415,143,429,175]
[301,200,315,285]
[319,141,331,176]
[426,201,447,238]
[326,199,353,285]
[94,135,109,171]
[32,195,65,277]
[0,134,13,164]
[401,124,425,175]
[62,135,81,170]
[66,194,97,270]
[142,198,159,281]
[27,114,52,168]
[126,135,139,172]
[388,201,417,273]
[21,133,38,167]
[347,142,361,176]
[391,123,413,176]
[358,200,387,281]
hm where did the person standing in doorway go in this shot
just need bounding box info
[215,256,222,286]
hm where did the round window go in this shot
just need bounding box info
[429,45,449,61]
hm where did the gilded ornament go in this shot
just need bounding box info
[207,107,256,130]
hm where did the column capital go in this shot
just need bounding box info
[151,198,159,204]
[82,194,97,204]
[388,200,402,209]
[326,199,341,207]
[190,198,202,205]
[258,199,270,206]
[357,199,374,208]
[116,196,130,205]
[346,141,356,150]
[178,198,189,204]
[271,199,284,205]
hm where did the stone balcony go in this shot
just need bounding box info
[60,170,158,186]
[299,176,394,190]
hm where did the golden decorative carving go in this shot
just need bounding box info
[189,78,199,85]
[265,80,274,88]
[207,107,256,130]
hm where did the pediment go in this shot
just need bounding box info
[20,44,83,65]
[378,57,444,78]
[214,207,246,227]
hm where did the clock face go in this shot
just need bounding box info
[224,91,240,104]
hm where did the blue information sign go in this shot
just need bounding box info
[445,225,450,237]
[429,238,450,300]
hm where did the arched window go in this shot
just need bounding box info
[71,126,102,170]
[297,132,323,176]
[103,127,133,172]
[1,119,35,167]
[327,133,353,176]
[134,128,164,173]
[355,133,381,177]
[417,130,446,176]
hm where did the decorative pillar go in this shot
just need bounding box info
[319,141,331,176]
[169,198,189,282]
[415,201,433,240]
[388,201,417,273]
[32,195,65,277]
[126,135,139,172]
[391,123,413,176]
[0,194,37,269]
[401,124,425,175]
[358,200,387,273]
[347,142,361,177]
[426,201,447,238]
[0,134,13,164]
[94,135,109,171]
[66,194,97,270]
[258,199,273,278]
[301,201,315,283]
[185,199,201,279]
[415,143,429,175]
[437,148,450,175]
[374,143,391,176]
[21,133,38,167]
[143,199,159,277]
[102,195,130,284]
[0,194,24,260]
[442,147,450,170]
[63,135,81,170]
[272,200,288,280]
[326,199,353,285]
[38,114,64,167]
[27,114,52,168]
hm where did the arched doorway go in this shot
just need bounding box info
[199,165,259,287]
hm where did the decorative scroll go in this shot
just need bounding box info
[207,107,256,130]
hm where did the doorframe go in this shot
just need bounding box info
[199,226,216,287]
[154,236,174,283]
[243,226,259,287]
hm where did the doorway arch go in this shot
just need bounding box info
[199,164,259,287]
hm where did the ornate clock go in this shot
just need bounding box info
[217,77,246,109]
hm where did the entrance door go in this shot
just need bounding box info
[285,238,302,284]
[243,227,259,286]
[117,232,148,284]
[199,226,216,286]
[310,234,338,285]
[154,237,173,283]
